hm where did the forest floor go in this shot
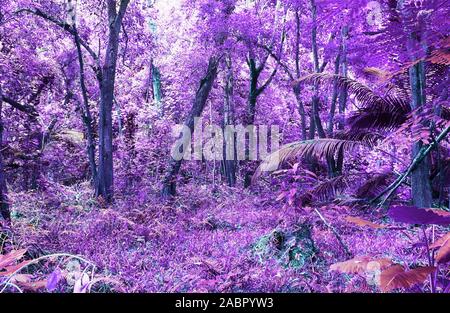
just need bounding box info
[3,179,432,293]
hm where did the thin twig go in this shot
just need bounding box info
[314,208,352,257]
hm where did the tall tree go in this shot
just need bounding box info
[17,0,131,202]
[161,57,219,197]
[0,86,9,221]
[96,0,131,202]
[399,0,432,207]
[73,25,97,185]
[222,53,237,187]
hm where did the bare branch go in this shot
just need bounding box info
[1,95,38,117]
[15,8,102,78]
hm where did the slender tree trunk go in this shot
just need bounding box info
[309,0,335,176]
[325,40,343,177]
[152,60,162,107]
[396,0,433,207]
[309,0,319,140]
[327,48,342,137]
[243,58,261,188]
[74,26,97,185]
[338,25,349,130]
[294,87,307,141]
[245,58,260,126]
[409,61,432,207]
[242,5,284,187]
[293,10,307,141]
[0,87,10,221]
[222,54,236,187]
[309,0,326,140]
[96,0,130,203]
[161,57,219,197]
[336,25,348,174]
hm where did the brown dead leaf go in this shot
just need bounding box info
[330,256,373,274]
[0,260,32,276]
[430,232,450,264]
[379,265,436,292]
[0,249,27,269]
[345,216,387,229]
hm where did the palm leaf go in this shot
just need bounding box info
[296,73,390,110]
[297,73,411,130]
[354,172,394,199]
[305,175,352,202]
[253,137,378,182]
[334,130,384,146]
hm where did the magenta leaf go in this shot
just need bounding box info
[46,268,61,292]
[388,206,450,226]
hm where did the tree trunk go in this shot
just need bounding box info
[336,25,348,174]
[0,87,10,221]
[294,86,307,141]
[74,26,97,185]
[96,0,130,203]
[409,61,432,207]
[309,0,334,176]
[243,58,261,188]
[222,54,236,187]
[152,61,162,107]
[395,0,432,207]
[309,0,326,141]
[161,57,219,197]
[293,10,307,141]
[326,38,343,177]
[327,48,342,137]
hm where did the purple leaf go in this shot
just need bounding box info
[46,268,61,292]
[388,206,450,226]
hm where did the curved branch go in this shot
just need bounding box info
[1,96,37,117]
[15,8,102,80]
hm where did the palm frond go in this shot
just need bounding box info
[306,172,397,205]
[296,73,388,109]
[348,107,409,130]
[253,138,377,181]
[354,172,394,199]
[303,172,389,203]
[334,130,384,146]
[297,73,411,130]
[306,175,352,202]
[441,105,450,121]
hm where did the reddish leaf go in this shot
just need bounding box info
[10,274,51,291]
[0,249,27,269]
[379,265,436,292]
[345,216,387,229]
[0,260,32,276]
[330,256,392,274]
[388,206,450,226]
[366,258,394,272]
[430,232,450,264]
[10,274,33,283]
[275,192,286,201]
[19,280,48,291]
